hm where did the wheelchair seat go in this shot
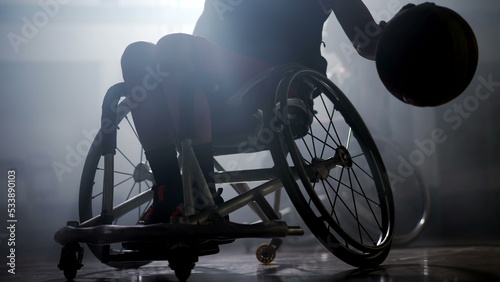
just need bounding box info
[212,97,313,156]
[210,65,315,156]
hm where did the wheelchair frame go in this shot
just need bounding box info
[54,64,395,281]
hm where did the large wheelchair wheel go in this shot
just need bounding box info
[79,83,153,268]
[266,66,394,267]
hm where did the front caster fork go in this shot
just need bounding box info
[58,242,84,281]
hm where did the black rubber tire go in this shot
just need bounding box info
[63,268,77,281]
[174,267,192,282]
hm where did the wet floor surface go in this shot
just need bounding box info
[7,243,500,282]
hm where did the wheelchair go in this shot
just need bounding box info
[54,64,394,281]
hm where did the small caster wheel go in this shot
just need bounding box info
[170,261,195,281]
[63,268,77,281]
[58,243,84,281]
[168,244,197,281]
[174,267,192,281]
[256,243,276,264]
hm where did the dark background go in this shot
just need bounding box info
[0,0,498,272]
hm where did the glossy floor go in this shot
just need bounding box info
[8,242,500,282]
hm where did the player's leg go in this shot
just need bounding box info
[121,41,183,223]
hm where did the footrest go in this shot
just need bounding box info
[54,220,297,246]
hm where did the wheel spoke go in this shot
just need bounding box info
[314,99,336,157]
[347,169,362,243]
[312,95,341,148]
[350,152,365,159]
[327,174,381,207]
[91,191,102,200]
[125,181,138,201]
[351,159,374,180]
[322,169,379,246]
[346,128,353,150]
[116,147,136,168]
[300,137,315,161]
[124,116,140,141]
[350,169,383,232]
[114,176,133,188]
[304,132,337,152]
[114,171,133,177]
[329,167,344,225]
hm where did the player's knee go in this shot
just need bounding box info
[155,33,198,74]
[121,41,156,82]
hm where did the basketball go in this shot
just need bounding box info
[375,3,478,107]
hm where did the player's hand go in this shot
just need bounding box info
[380,3,419,28]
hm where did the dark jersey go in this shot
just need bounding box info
[193,0,331,74]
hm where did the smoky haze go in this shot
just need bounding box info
[0,0,498,266]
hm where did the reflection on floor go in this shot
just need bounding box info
[10,242,500,282]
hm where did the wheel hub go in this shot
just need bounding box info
[311,158,330,181]
[335,146,353,168]
[310,146,353,181]
[133,162,154,183]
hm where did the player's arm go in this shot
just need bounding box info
[321,0,381,60]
